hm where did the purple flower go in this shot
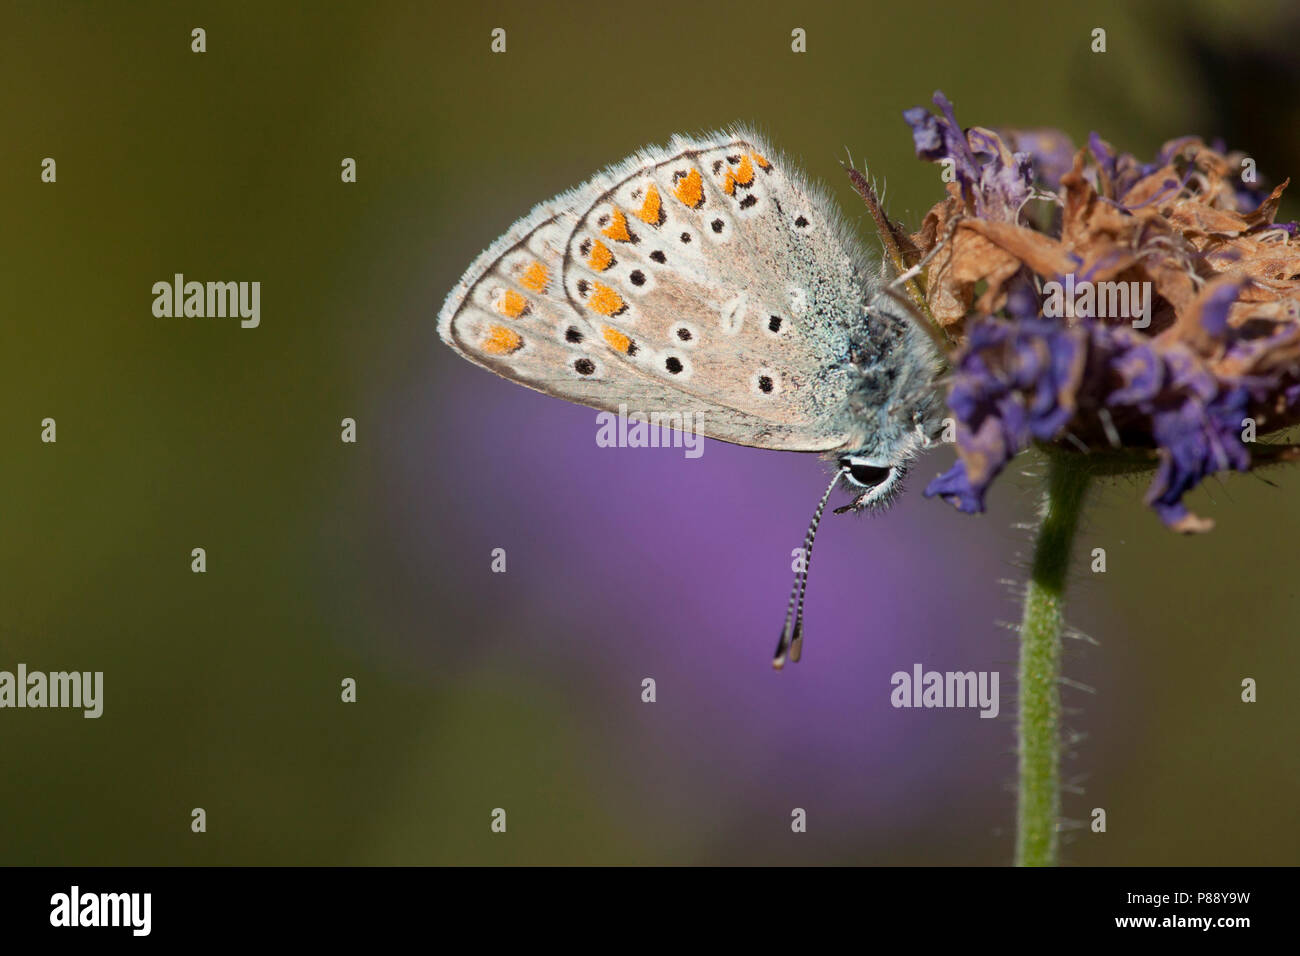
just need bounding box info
[904,92,976,172]
[904,92,1033,222]
[924,320,1086,513]
[922,314,1273,531]
[905,92,1300,531]
[1198,278,1245,337]
[997,128,1077,191]
[1144,378,1251,531]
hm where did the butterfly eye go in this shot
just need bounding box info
[840,459,892,488]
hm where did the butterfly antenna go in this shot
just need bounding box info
[773,465,848,670]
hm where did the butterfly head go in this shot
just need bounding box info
[826,291,949,514]
[833,454,907,514]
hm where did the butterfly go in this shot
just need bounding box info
[438,128,946,667]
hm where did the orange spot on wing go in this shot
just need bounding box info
[722,154,756,196]
[588,283,626,316]
[635,184,663,225]
[587,239,614,271]
[734,154,754,186]
[482,324,523,355]
[601,208,633,242]
[673,168,704,209]
[520,261,549,292]
[751,151,771,171]
[496,289,529,318]
[602,326,632,353]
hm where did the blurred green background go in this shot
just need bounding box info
[1,0,1297,865]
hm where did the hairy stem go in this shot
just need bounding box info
[1015,452,1091,866]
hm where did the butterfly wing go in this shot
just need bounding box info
[438,128,874,452]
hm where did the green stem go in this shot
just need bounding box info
[1015,452,1091,867]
